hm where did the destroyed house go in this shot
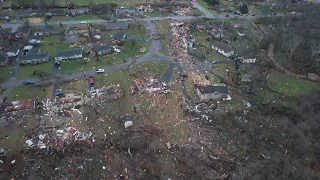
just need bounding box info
[196,84,229,102]
[208,21,223,28]
[105,22,129,30]
[0,56,9,66]
[0,99,35,116]
[18,53,49,65]
[28,35,41,44]
[92,45,112,55]
[112,31,127,41]
[14,26,31,38]
[90,84,123,100]
[45,93,83,113]
[55,49,82,61]
[208,28,224,39]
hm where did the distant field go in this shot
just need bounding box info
[2,0,168,7]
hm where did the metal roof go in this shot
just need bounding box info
[55,49,82,58]
[18,53,49,61]
[197,85,228,95]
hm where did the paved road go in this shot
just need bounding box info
[192,1,214,18]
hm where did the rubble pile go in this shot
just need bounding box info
[45,93,83,116]
[0,99,36,118]
[130,77,164,94]
[89,84,123,101]
[169,22,195,69]
[27,126,94,150]
[188,72,211,85]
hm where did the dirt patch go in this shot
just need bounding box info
[27,18,43,23]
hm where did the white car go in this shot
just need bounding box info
[96,69,105,73]
[80,21,87,24]
[166,16,172,19]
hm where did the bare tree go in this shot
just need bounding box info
[59,22,63,29]
[92,48,100,61]
[131,39,136,47]
[281,34,302,61]
[308,40,320,58]
[24,19,30,27]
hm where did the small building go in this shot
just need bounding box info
[0,56,9,66]
[18,53,49,65]
[28,36,41,44]
[6,47,20,57]
[55,49,82,61]
[212,42,234,57]
[208,28,224,39]
[105,22,129,30]
[196,84,230,102]
[112,31,127,41]
[92,45,113,55]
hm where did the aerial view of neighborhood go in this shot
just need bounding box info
[0,0,320,179]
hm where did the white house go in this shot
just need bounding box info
[6,47,20,57]
[18,53,49,65]
[196,84,230,102]
[212,42,234,57]
[55,49,82,61]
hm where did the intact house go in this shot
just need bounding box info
[212,42,234,57]
[196,84,230,102]
[18,53,49,65]
[28,36,41,44]
[0,56,9,66]
[112,31,127,42]
[105,22,129,30]
[207,27,224,39]
[6,47,20,57]
[183,36,196,49]
[34,26,64,36]
[92,45,113,56]
[117,7,137,15]
[55,49,82,61]
[232,19,253,30]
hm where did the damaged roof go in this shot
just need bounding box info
[196,85,228,95]
[112,31,126,40]
[15,26,31,34]
[18,53,49,61]
[27,47,41,55]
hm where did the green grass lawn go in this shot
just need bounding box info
[266,71,320,96]
[59,53,125,73]
[18,36,71,78]
[8,86,50,101]
[0,67,13,80]
[75,14,93,20]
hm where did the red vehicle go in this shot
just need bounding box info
[89,77,94,85]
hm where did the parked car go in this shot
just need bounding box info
[54,89,64,97]
[166,16,172,19]
[212,60,218,64]
[96,69,105,73]
[225,14,229,17]
[80,21,87,24]
[23,80,36,85]
[252,13,256,16]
